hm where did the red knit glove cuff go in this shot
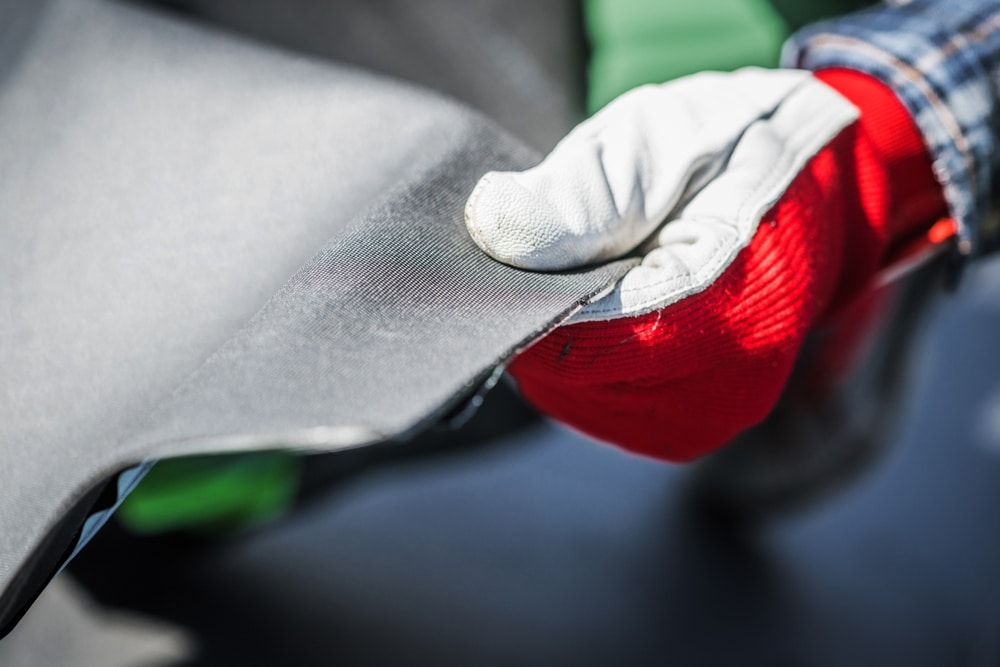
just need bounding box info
[815,68,946,244]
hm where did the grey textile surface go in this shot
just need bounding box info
[0,0,630,635]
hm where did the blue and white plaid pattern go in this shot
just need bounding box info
[784,0,1000,257]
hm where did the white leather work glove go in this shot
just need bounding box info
[464,67,950,460]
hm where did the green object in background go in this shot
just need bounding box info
[583,0,874,113]
[585,0,789,112]
[117,451,301,535]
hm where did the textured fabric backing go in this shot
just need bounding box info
[0,0,630,635]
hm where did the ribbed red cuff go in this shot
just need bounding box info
[815,68,946,242]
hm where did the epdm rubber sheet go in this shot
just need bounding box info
[0,0,630,635]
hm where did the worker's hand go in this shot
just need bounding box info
[465,67,947,461]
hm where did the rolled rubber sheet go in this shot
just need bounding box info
[0,0,631,636]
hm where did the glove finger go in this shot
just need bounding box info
[464,68,815,271]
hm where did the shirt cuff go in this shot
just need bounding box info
[783,2,1000,257]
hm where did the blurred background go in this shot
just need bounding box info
[2,0,1000,664]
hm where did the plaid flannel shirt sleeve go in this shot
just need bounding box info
[783,0,1000,258]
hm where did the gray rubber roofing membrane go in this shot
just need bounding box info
[0,0,631,635]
